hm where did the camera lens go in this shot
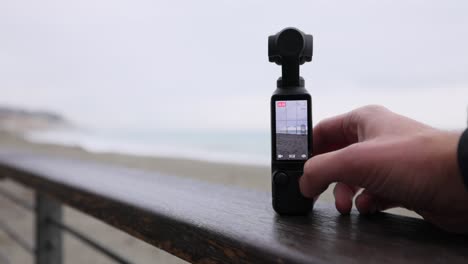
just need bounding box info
[277,28,304,56]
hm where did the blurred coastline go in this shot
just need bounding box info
[0,129,270,190]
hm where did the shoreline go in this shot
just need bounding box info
[0,131,271,191]
[23,128,271,167]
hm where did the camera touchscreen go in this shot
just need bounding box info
[275,100,308,160]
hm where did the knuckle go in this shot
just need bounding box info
[345,105,390,140]
[359,104,388,114]
[342,111,361,141]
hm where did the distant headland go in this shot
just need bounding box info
[0,105,69,133]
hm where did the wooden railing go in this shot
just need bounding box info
[1,150,468,263]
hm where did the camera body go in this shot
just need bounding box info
[269,28,314,215]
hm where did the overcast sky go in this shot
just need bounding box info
[1,0,467,130]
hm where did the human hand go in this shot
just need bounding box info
[299,105,468,233]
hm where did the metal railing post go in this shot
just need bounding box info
[35,193,63,264]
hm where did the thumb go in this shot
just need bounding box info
[300,142,380,198]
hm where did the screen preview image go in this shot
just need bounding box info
[275,100,308,160]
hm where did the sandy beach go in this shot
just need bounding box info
[0,131,418,263]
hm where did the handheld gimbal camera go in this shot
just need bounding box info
[269,28,314,215]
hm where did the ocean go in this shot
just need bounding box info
[24,128,271,166]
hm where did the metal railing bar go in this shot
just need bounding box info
[0,219,34,255]
[0,187,34,212]
[0,250,11,264]
[48,218,134,264]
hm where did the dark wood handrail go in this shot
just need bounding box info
[1,150,468,263]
